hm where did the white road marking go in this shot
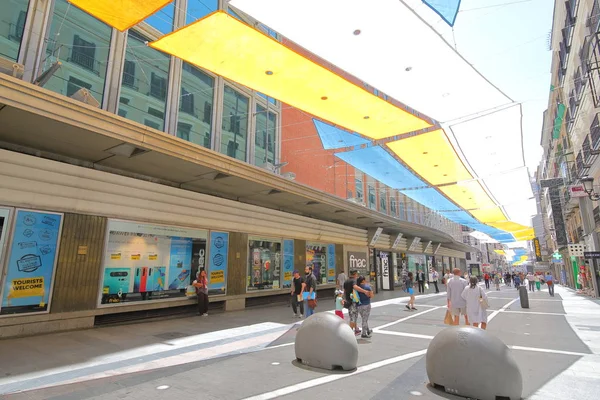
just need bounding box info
[500,310,566,316]
[487,298,519,322]
[374,330,435,340]
[510,345,589,357]
[373,306,443,331]
[240,349,428,400]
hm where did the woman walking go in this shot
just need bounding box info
[534,273,541,291]
[405,272,417,311]
[461,276,488,329]
[356,276,373,339]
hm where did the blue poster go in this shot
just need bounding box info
[208,231,228,295]
[1,210,62,315]
[282,239,294,288]
[327,244,336,283]
[168,237,193,290]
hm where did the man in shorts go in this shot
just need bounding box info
[447,268,469,325]
[343,270,371,335]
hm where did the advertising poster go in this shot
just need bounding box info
[282,239,294,288]
[381,252,390,290]
[208,231,228,295]
[326,244,336,283]
[1,210,62,315]
[168,237,193,290]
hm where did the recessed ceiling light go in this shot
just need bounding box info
[443,174,448,176]
[321,96,328,100]
[442,93,450,98]
[364,116,370,119]
[405,66,412,72]
[353,29,361,35]
[433,164,438,167]
[423,151,428,155]
[265,70,273,75]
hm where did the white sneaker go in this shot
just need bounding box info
[299,314,304,318]
[202,313,208,317]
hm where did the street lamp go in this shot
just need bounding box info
[581,176,600,201]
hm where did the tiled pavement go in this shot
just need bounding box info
[0,283,598,399]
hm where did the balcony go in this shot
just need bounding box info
[591,113,600,149]
[576,150,590,176]
[583,134,599,165]
[67,50,101,76]
[589,0,600,35]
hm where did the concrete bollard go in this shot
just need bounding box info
[426,326,522,400]
[295,312,358,371]
[519,285,530,309]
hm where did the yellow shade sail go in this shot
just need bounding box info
[439,180,498,214]
[387,129,472,185]
[471,206,508,226]
[68,0,173,31]
[150,11,431,139]
[494,249,506,255]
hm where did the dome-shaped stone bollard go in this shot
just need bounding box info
[295,312,358,371]
[426,326,522,400]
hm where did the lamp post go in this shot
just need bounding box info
[577,177,600,297]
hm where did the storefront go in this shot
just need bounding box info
[247,237,294,291]
[306,242,336,284]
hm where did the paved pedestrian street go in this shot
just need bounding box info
[1,284,599,400]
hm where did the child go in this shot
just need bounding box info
[334,290,344,319]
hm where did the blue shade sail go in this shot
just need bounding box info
[314,119,370,150]
[422,0,461,26]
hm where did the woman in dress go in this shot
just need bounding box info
[461,276,488,329]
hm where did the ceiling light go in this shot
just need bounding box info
[405,66,412,72]
[321,96,328,100]
[265,70,273,75]
[353,29,361,35]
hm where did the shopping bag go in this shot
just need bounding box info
[307,298,318,309]
[425,282,429,290]
[302,292,316,300]
[444,310,453,325]
[185,285,196,298]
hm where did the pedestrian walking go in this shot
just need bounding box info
[535,273,541,291]
[545,271,555,297]
[356,276,373,339]
[343,270,371,335]
[417,268,426,294]
[193,269,209,317]
[290,270,305,318]
[494,274,501,290]
[513,274,521,289]
[405,271,417,311]
[432,268,440,293]
[527,272,535,292]
[484,272,490,289]
[336,271,346,290]
[447,268,469,325]
[303,266,317,318]
[334,290,344,319]
[461,276,489,330]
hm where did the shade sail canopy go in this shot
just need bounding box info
[494,249,506,255]
[150,11,431,140]
[387,129,472,185]
[68,0,173,31]
[314,120,371,150]
[229,0,511,123]
[422,0,461,26]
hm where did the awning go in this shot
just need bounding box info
[150,11,431,139]
[67,0,173,31]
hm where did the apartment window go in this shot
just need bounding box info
[256,92,277,105]
[398,198,405,220]
[390,197,397,217]
[119,30,170,130]
[187,0,219,23]
[368,186,376,209]
[177,63,214,149]
[0,1,29,62]
[379,189,387,213]
[177,122,192,141]
[254,104,277,166]
[143,1,174,33]
[221,86,249,161]
[144,119,161,130]
[355,177,364,201]
[43,0,111,104]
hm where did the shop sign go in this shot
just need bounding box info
[369,228,383,246]
[348,251,368,276]
[583,251,600,259]
[533,238,542,261]
[408,237,421,251]
[1,210,63,315]
[432,243,441,254]
[568,184,588,198]
[391,233,403,249]
[208,231,229,294]
[380,252,390,290]
[282,240,294,288]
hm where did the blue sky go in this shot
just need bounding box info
[448,0,554,170]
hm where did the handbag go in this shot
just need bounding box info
[443,310,453,325]
[479,287,489,310]
[307,298,317,309]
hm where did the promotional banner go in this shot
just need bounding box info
[533,238,542,262]
[282,239,294,288]
[326,244,336,283]
[380,251,390,290]
[168,237,193,290]
[1,210,62,315]
[208,231,228,295]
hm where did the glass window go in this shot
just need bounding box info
[398,197,405,220]
[390,197,397,216]
[0,0,29,62]
[119,31,170,130]
[306,243,336,284]
[256,92,277,105]
[221,85,249,161]
[355,177,363,201]
[254,104,277,166]
[99,220,208,305]
[42,0,111,105]
[368,185,376,209]
[248,237,281,291]
[1,209,63,315]
[177,62,214,148]
[407,254,426,274]
[143,2,174,34]
[187,0,219,23]
[379,188,387,213]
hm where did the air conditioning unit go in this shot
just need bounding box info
[347,197,366,206]
[0,58,24,79]
[69,88,100,108]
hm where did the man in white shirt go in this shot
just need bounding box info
[447,268,469,325]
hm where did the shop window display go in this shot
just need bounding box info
[306,242,336,284]
[99,220,208,304]
[248,238,281,290]
[407,254,426,274]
